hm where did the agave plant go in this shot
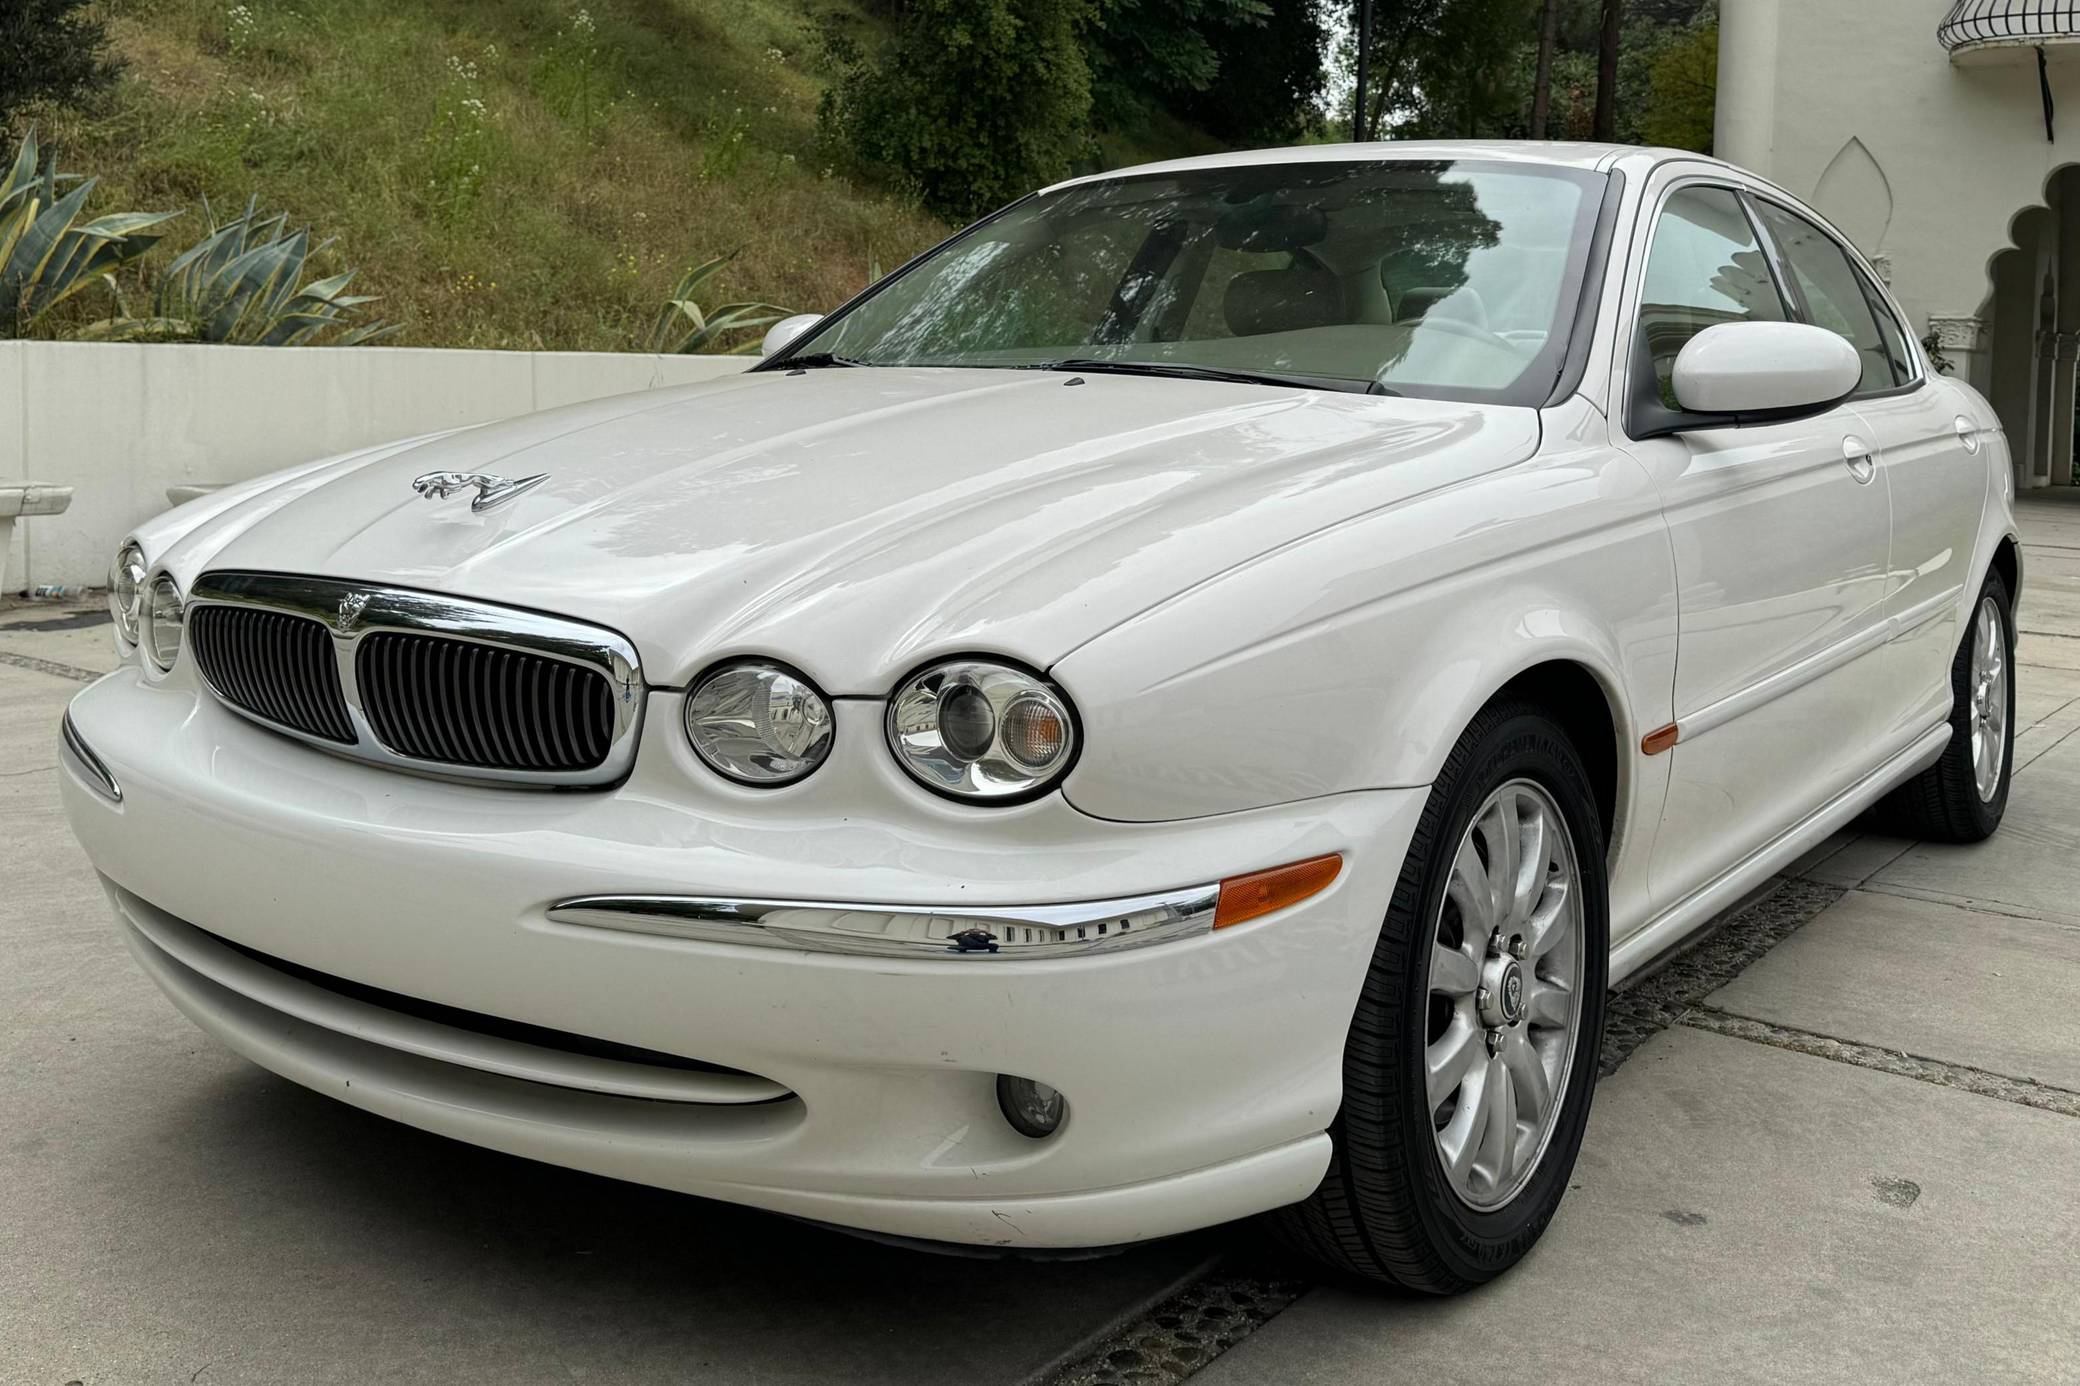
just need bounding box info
[90,196,399,346]
[0,127,179,338]
[643,252,791,354]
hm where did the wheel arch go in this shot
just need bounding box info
[1488,658,1623,855]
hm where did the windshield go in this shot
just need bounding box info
[780,159,1605,406]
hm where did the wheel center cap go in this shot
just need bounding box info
[1479,956,1526,1028]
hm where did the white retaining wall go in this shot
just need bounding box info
[0,341,751,591]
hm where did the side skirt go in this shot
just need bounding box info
[1608,721,1950,988]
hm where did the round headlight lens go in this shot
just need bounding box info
[684,661,834,785]
[109,542,146,646]
[888,660,1077,801]
[144,574,184,671]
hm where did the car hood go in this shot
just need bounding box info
[184,367,1540,690]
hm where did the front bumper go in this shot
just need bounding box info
[59,665,1426,1247]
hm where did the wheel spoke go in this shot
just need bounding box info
[1524,879,1572,960]
[1511,803,1548,929]
[1482,795,1521,930]
[1437,1057,1490,1184]
[1502,1029,1553,1124]
[1449,836,1496,936]
[1524,976,1572,1028]
[1473,1053,1516,1189]
[1426,1016,1484,1113]
[1430,940,1480,998]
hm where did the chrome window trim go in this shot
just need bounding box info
[188,571,645,789]
[546,883,1222,959]
[60,711,121,803]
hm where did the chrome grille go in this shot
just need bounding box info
[357,631,613,772]
[190,605,355,743]
[187,572,645,789]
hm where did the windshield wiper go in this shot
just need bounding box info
[779,352,869,370]
[1044,358,1389,396]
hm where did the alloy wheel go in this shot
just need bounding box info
[1424,779,1585,1211]
[1970,595,2009,803]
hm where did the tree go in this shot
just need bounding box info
[1177,1,1329,144]
[1593,0,1623,140]
[1530,0,1562,137]
[0,0,120,125]
[1641,19,1716,151]
[824,0,1095,222]
[1085,0,1270,126]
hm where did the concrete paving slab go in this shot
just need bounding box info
[1194,1028,2080,1386]
[1869,729,2080,924]
[2012,661,2080,731]
[2016,631,2080,670]
[1707,889,2080,1091]
[0,663,75,775]
[0,710,1212,1386]
[1785,831,1913,889]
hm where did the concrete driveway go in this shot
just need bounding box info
[5,496,2078,1385]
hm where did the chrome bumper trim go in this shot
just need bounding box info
[188,571,646,789]
[60,711,121,803]
[546,884,1222,959]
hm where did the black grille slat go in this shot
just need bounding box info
[190,606,355,744]
[356,631,613,773]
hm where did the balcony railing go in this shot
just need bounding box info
[1940,1,2080,55]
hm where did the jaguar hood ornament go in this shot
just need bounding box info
[412,470,550,513]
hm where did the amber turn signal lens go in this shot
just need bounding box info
[1214,854,1343,929]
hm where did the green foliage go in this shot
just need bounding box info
[0,127,178,338]
[642,252,790,354]
[89,196,397,346]
[1171,0,1328,145]
[824,0,1097,222]
[0,0,120,125]
[1641,20,1716,152]
[538,6,614,143]
[424,53,497,223]
[1085,0,1267,124]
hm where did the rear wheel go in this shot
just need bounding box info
[1269,701,1608,1292]
[1875,571,2013,843]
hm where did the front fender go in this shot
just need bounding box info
[1054,403,1678,825]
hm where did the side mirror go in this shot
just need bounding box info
[762,313,823,359]
[1672,321,1862,415]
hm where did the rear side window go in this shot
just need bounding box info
[1755,201,1903,394]
[1636,186,1788,410]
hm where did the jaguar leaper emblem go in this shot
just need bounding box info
[411,470,551,513]
[335,591,370,634]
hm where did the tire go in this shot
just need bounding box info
[1874,570,2014,843]
[1268,700,1609,1293]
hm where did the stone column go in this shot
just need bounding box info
[1715,0,1781,177]
[2053,332,2080,486]
[1927,315,1989,391]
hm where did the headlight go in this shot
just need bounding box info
[888,659,1077,802]
[144,574,184,671]
[683,660,834,785]
[109,542,146,646]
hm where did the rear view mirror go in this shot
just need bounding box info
[762,313,823,358]
[1672,321,1862,415]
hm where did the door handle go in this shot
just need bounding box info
[1842,435,1877,485]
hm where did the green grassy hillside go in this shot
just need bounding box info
[29,0,1211,352]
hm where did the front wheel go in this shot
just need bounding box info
[1269,701,1608,1292]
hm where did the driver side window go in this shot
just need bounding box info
[1636,186,1788,410]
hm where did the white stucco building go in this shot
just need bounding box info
[1719,0,2080,487]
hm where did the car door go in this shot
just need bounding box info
[1614,180,1895,913]
[1749,195,1980,741]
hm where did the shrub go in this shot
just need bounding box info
[88,196,397,346]
[0,127,178,339]
[0,0,121,125]
[823,0,1095,222]
[642,252,790,355]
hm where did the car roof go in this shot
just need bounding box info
[1043,140,1724,193]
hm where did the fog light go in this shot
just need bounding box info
[996,1074,1066,1138]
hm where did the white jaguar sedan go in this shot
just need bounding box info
[61,141,2017,1293]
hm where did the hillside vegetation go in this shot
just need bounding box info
[20,0,978,350]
